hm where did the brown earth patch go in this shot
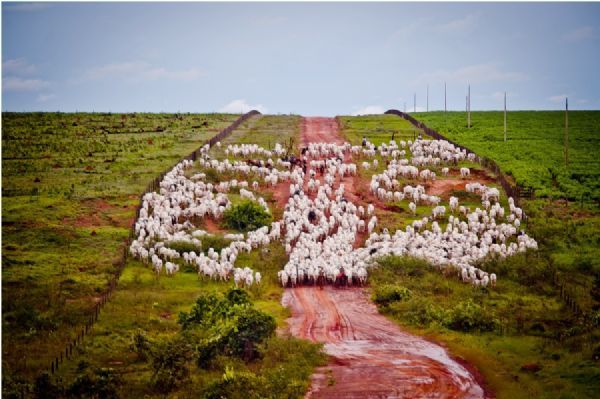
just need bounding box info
[202,217,227,234]
[428,169,496,198]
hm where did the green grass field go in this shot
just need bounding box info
[411,111,600,202]
[1,112,239,379]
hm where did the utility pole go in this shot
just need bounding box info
[426,84,429,112]
[565,97,569,168]
[504,92,507,142]
[467,84,471,128]
[414,93,416,113]
[404,102,406,113]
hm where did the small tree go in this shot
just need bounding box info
[224,307,276,361]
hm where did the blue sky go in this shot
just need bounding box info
[2,2,600,115]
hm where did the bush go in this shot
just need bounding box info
[396,296,447,327]
[223,200,271,232]
[446,300,499,332]
[196,337,222,370]
[373,284,412,306]
[67,367,123,399]
[129,329,152,361]
[202,367,266,399]
[150,337,193,394]
[178,292,222,329]
[224,307,276,361]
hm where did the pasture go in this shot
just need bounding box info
[2,111,599,399]
[411,111,600,202]
[2,112,238,378]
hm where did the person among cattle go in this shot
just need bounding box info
[362,136,367,147]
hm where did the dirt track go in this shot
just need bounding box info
[282,117,488,398]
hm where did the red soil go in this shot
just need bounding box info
[428,169,496,198]
[283,287,488,399]
[280,117,489,398]
[202,217,226,234]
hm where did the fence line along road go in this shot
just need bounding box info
[384,109,534,207]
[46,110,261,377]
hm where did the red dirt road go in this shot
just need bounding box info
[283,287,486,399]
[282,117,488,398]
[302,117,345,146]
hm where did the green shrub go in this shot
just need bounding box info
[150,336,193,394]
[223,200,271,232]
[202,367,266,399]
[178,292,222,330]
[224,307,276,361]
[196,337,222,370]
[446,299,499,332]
[129,329,152,361]
[373,284,412,306]
[396,296,448,327]
[67,367,123,399]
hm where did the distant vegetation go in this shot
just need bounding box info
[338,114,421,146]
[412,111,600,202]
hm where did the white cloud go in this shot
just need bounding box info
[4,3,49,12]
[83,62,205,82]
[415,63,527,85]
[352,105,385,116]
[386,18,430,44]
[3,58,36,75]
[36,93,56,103]
[3,77,49,91]
[436,13,478,33]
[548,94,569,103]
[562,26,594,43]
[218,99,267,114]
[388,14,477,45]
